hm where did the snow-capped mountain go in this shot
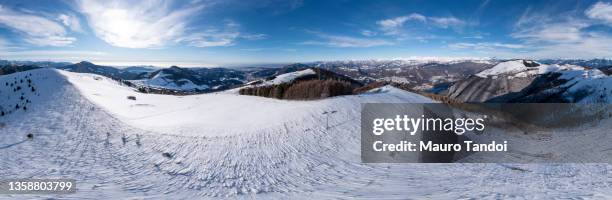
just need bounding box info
[445,60,612,103]
[129,66,245,92]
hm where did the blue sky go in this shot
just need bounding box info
[1,0,612,67]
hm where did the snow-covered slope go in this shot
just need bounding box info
[261,68,316,86]
[1,69,612,199]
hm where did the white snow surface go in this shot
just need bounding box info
[476,60,584,78]
[261,69,316,86]
[1,68,611,199]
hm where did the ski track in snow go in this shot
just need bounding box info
[0,69,611,199]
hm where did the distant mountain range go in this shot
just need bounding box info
[1,59,610,100]
[59,61,156,80]
[538,59,612,68]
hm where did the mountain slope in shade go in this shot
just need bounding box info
[0,64,41,75]
[445,60,611,103]
[488,67,612,103]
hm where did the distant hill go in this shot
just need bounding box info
[239,67,364,100]
[0,65,41,75]
[58,61,154,80]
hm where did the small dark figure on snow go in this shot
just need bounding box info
[162,152,173,159]
[122,135,127,145]
[26,133,33,140]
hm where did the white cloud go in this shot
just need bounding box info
[57,14,83,32]
[0,5,75,46]
[429,17,465,28]
[377,13,426,35]
[0,50,107,57]
[512,21,588,43]
[586,1,612,25]
[178,21,265,47]
[448,42,525,50]
[527,34,612,58]
[377,13,425,29]
[76,0,205,48]
[360,30,376,37]
[302,33,393,47]
[179,31,239,47]
[0,50,108,62]
[241,33,268,40]
[505,2,612,59]
[376,13,466,36]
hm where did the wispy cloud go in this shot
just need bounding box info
[57,13,83,32]
[377,13,426,35]
[241,33,268,40]
[360,30,376,37]
[448,42,525,50]
[586,1,612,25]
[0,5,75,46]
[428,17,466,28]
[0,50,108,62]
[301,32,393,47]
[0,50,107,56]
[178,21,266,47]
[512,21,588,43]
[376,13,466,36]
[76,0,205,48]
[76,1,264,48]
[0,36,7,49]
[179,31,239,47]
[506,2,612,59]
